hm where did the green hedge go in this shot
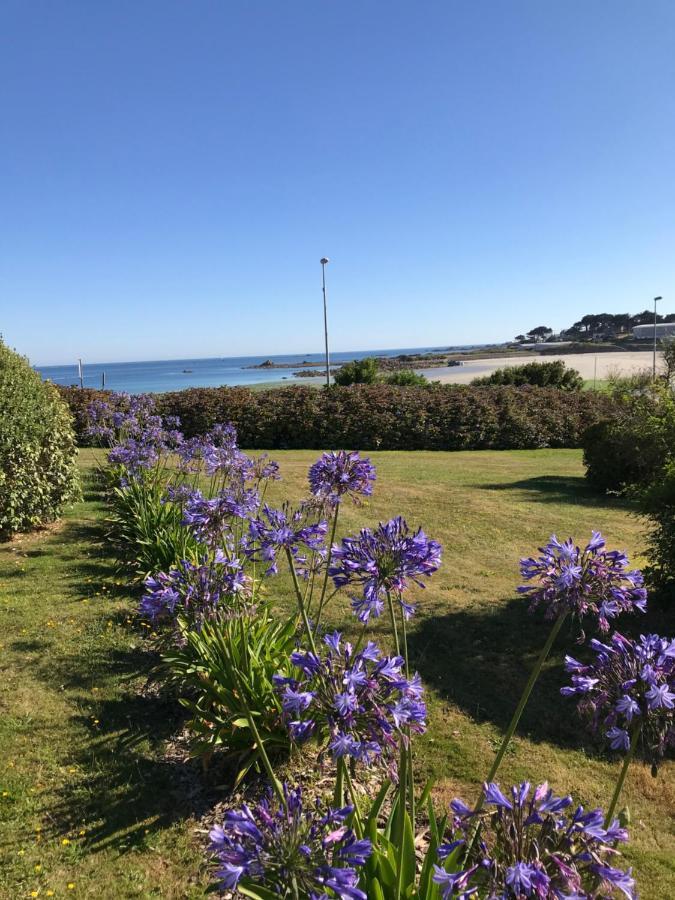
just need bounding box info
[1,341,79,539]
[58,383,614,451]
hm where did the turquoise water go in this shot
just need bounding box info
[36,346,485,394]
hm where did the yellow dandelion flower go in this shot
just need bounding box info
[35,864,42,872]
[47,892,55,897]
[31,892,39,898]
[61,838,70,846]
[67,884,76,891]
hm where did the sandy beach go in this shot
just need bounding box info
[418,350,660,384]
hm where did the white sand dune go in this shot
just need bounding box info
[418,351,661,384]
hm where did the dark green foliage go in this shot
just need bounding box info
[582,387,675,493]
[384,370,428,386]
[104,471,199,579]
[162,609,296,780]
[471,360,584,391]
[640,461,675,596]
[0,339,79,538]
[333,356,380,385]
[61,384,612,452]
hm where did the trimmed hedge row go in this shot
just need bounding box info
[58,384,614,451]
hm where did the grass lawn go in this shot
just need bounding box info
[1,448,673,898]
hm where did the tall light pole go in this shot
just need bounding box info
[320,258,331,388]
[653,295,663,380]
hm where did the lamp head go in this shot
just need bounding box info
[320,257,330,265]
[654,296,663,302]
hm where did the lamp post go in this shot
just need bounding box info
[320,258,331,388]
[653,296,663,380]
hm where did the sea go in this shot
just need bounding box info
[35,346,486,394]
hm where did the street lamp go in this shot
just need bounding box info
[653,295,663,380]
[320,258,331,388]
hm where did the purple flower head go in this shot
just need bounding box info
[518,532,647,630]
[208,784,370,899]
[562,631,675,766]
[182,488,260,545]
[437,780,635,899]
[278,633,426,775]
[329,516,442,620]
[245,502,328,576]
[308,451,376,505]
[140,547,251,628]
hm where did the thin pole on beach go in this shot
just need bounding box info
[78,358,84,389]
[653,296,662,380]
[320,257,331,388]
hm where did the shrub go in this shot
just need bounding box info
[0,340,79,538]
[471,360,584,391]
[62,383,613,452]
[639,461,675,595]
[582,386,675,492]
[384,370,428,386]
[332,357,380,385]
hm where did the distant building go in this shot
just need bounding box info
[633,323,675,340]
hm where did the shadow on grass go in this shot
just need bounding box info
[409,599,592,752]
[475,475,635,509]
[19,512,223,853]
[410,594,674,754]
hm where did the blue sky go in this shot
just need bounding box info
[2,1,675,365]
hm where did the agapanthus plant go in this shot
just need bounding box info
[276,631,426,775]
[562,631,674,824]
[518,532,647,631]
[208,784,371,899]
[140,547,251,628]
[329,516,442,624]
[308,450,376,506]
[435,780,636,899]
[481,533,648,802]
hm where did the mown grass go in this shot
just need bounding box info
[1,449,673,898]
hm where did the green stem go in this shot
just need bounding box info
[220,641,284,806]
[343,764,363,835]
[605,724,641,827]
[286,548,318,656]
[399,607,415,826]
[480,609,569,801]
[386,590,401,657]
[334,757,345,808]
[313,503,340,635]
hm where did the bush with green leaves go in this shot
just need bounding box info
[333,356,380,385]
[0,339,79,539]
[383,369,428,386]
[582,384,675,493]
[471,359,584,390]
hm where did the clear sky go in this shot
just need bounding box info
[2,1,674,365]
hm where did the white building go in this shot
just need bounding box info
[632,323,675,340]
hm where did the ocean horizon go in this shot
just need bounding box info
[35,345,489,394]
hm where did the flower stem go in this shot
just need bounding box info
[386,590,401,657]
[480,609,569,801]
[334,757,345,808]
[605,723,641,828]
[286,548,318,656]
[313,503,340,635]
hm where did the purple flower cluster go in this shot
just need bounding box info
[308,450,376,505]
[329,516,442,620]
[140,549,250,626]
[182,488,260,545]
[518,532,647,630]
[562,632,675,763]
[209,784,371,899]
[245,503,328,576]
[276,631,426,770]
[434,781,635,899]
